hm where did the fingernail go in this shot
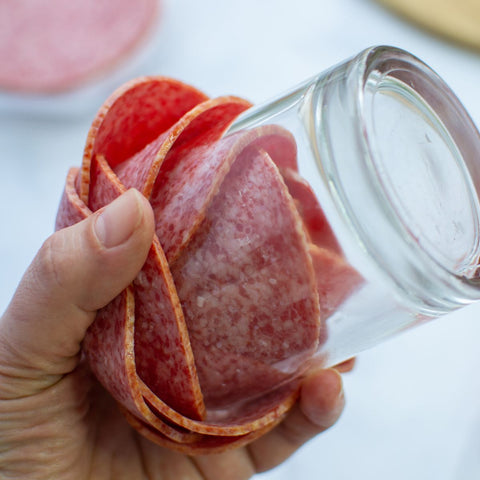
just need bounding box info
[94,189,144,248]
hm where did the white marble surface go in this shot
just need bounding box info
[1,0,480,478]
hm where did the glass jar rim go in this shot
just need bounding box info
[351,46,480,302]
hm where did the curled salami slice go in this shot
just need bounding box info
[150,125,297,262]
[141,377,298,435]
[55,76,360,454]
[113,96,251,197]
[121,406,287,455]
[88,154,205,420]
[81,77,208,203]
[171,147,320,412]
[56,168,91,231]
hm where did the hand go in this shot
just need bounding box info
[0,189,345,480]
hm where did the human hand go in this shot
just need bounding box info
[0,189,345,480]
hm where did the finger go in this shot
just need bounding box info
[0,189,154,398]
[247,368,344,473]
[333,357,356,373]
[192,448,256,480]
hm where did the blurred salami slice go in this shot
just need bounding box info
[0,0,159,93]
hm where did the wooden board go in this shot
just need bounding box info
[377,0,480,51]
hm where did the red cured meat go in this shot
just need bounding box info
[113,96,251,195]
[150,125,297,262]
[282,167,342,253]
[171,147,319,411]
[88,154,205,420]
[56,76,362,453]
[308,244,363,320]
[121,405,288,455]
[0,0,159,93]
[81,76,209,203]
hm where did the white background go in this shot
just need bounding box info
[1,0,480,478]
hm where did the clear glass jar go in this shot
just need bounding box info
[225,45,480,369]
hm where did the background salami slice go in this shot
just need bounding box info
[0,0,159,93]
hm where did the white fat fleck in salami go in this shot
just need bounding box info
[0,0,159,93]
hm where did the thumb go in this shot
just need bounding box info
[0,188,154,399]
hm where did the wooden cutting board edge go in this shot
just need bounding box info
[376,0,480,52]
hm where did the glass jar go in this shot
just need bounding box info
[225,45,480,369]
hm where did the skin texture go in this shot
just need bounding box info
[0,189,346,480]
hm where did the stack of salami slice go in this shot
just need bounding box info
[56,77,361,453]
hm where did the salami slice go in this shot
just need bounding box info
[88,154,205,420]
[150,125,297,263]
[55,76,361,454]
[81,77,208,203]
[113,96,251,197]
[308,244,363,320]
[281,167,341,253]
[171,147,320,411]
[0,0,159,93]
[121,406,287,455]
[56,168,91,231]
